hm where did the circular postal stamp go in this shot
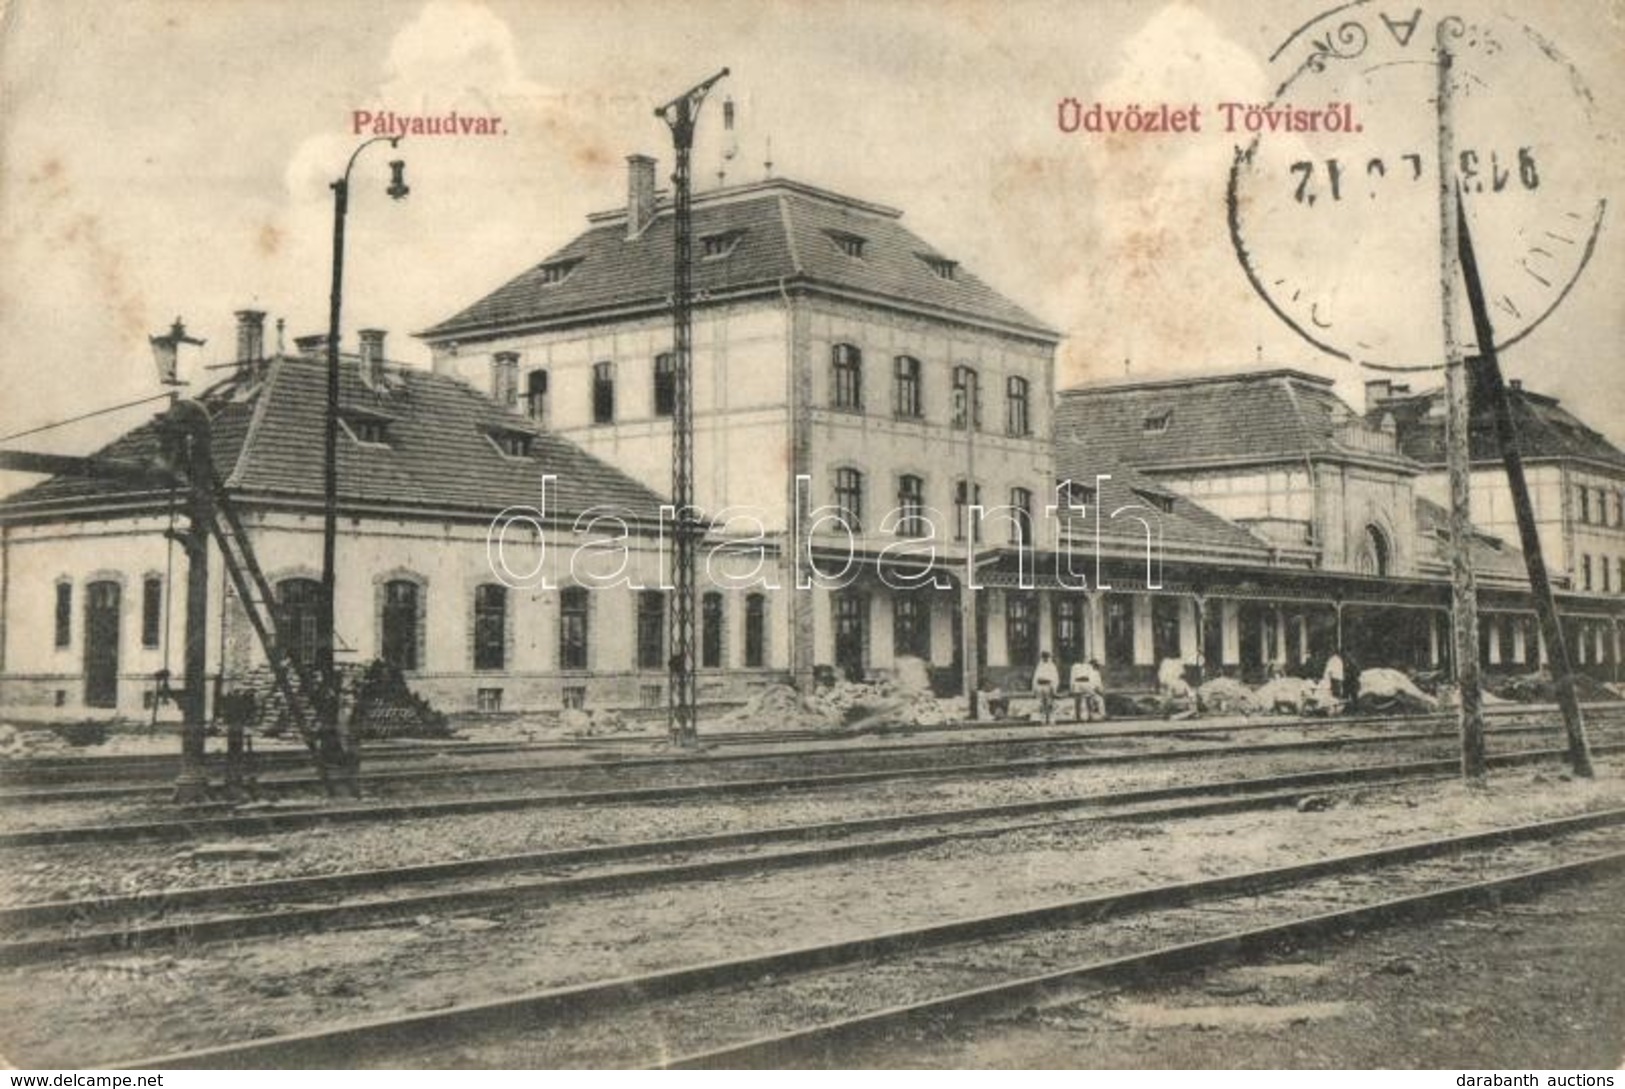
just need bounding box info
[1228,1,1607,370]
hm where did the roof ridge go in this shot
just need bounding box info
[777,192,803,276]
[224,358,281,489]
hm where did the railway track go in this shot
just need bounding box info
[3,722,1618,848]
[6,702,1617,800]
[106,807,1625,1068]
[0,756,1477,964]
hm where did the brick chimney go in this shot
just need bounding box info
[626,154,657,239]
[234,309,266,367]
[490,351,520,408]
[358,329,387,389]
[294,333,330,356]
[1363,379,1391,412]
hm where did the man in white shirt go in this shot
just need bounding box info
[1069,657,1105,723]
[1032,651,1060,725]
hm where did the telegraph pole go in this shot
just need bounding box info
[657,68,729,748]
[1436,21,1487,781]
[1455,202,1594,777]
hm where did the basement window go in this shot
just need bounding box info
[1142,409,1173,434]
[537,258,582,286]
[701,230,744,259]
[826,230,867,259]
[918,253,958,280]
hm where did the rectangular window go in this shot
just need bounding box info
[525,369,549,423]
[893,356,922,418]
[892,594,931,660]
[1105,597,1133,665]
[473,584,507,671]
[1005,592,1038,669]
[832,344,863,411]
[1005,375,1030,437]
[640,684,664,708]
[1582,554,1593,591]
[835,468,864,533]
[560,587,589,670]
[637,590,666,670]
[653,352,676,418]
[952,366,981,430]
[954,480,982,542]
[561,684,587,710]
[1580,486,1591,524]
[1053,596,1085,667]
[744,593,767,668]
[897,475,926,537]
[54,582,71,648]
[381,579,421,672]
[141,576,162,649]
[592,361,615,424]
[701,592,725,669]
[1009,487,1034,548]
[476,688,503,713]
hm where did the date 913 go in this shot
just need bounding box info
[1290,148,1540,206]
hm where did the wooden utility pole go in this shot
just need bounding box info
[1455,203,1594,777]
[1436,25,1487,780]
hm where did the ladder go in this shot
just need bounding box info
[194,455,351,795]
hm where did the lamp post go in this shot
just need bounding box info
[320,136,408,785]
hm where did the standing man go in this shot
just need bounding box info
[1032,651,1060,725]
[1070,657,1105,723]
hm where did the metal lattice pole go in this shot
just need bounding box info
[657,69,728,749]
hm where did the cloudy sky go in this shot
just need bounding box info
[1,0,1621,478]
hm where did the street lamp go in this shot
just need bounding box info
[320,135,408,788]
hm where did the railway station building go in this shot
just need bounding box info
[3,159,1623,719]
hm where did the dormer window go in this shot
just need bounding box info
[1143,409,1173,434]
[826,230,867,259]
[487,428,535,459]
[1058,480,1097,508]
[341,412,391,446]
[918,253,958,280]
[537,258,582,286]
[1132,487,1175,513]
[701,230,744,259]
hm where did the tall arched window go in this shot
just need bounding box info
[702,592,725,668]
[1355,525,1391,577]
[744,593,767,668]
[831,344,863,410]
[277,578,323,667]
[381,579,422,671]
[473,583,508,671]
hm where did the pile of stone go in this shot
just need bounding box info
[1353,667,1438,714]
[1195,677,1265,715]
[0,723,74,760]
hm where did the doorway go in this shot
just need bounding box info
[83,580,121,708]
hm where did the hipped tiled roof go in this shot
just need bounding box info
[2,354,666,521]
[1376,380,1625,471]
[1056,369,1414,470]
[1053,441,1273,559]
[421,179,1056,342]
[1413,496,1530,583]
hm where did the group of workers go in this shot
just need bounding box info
[1007,649,1357,726]
[1024,652,1108,725]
